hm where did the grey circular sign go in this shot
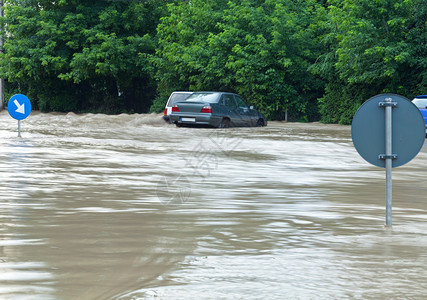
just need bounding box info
[351,93,425,168]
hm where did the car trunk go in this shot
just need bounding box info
[176,102,208,113]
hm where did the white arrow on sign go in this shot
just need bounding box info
[14,99,25,114]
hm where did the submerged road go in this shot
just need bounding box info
[1,111,427,299]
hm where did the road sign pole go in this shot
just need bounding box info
[352,93,425,228]
[385,97,392,228]
[18,120,21,138]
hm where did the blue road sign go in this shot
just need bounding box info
[8,94,32,120]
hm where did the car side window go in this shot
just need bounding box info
[235,95,248,109]
[222,95,237,108]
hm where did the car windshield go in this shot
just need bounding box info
[412,98,427,109]
[184,93,221,103]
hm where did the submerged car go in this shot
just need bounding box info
[163,91,193,123]
[170,92,267,128]
[412,95,427,136]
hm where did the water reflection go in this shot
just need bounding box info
[0,111,427,299]
[0,137,55,299]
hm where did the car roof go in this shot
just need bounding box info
[191,91,237,95]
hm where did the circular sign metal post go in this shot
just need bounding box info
[7,94,32,137]
[352,93,425,228]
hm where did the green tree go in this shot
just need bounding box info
[153,0,327,121]
[314,0,427,124]
[150,0,228,112]
[1,0,167,112]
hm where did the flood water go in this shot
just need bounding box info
[1,110,427,299]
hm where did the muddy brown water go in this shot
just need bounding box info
[1,111,427,299]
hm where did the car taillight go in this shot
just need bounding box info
[201,106,212,113]
[172,105,180,112]
[164,108,167,116]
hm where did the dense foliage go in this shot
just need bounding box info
[314,0,427,124]
[0,0,426,123]
[0,0,167,112]
[152,0,326,121]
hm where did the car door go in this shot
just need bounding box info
[234,95,252,126]
[219,94,240,126]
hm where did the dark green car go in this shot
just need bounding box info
[170,92,267,128]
